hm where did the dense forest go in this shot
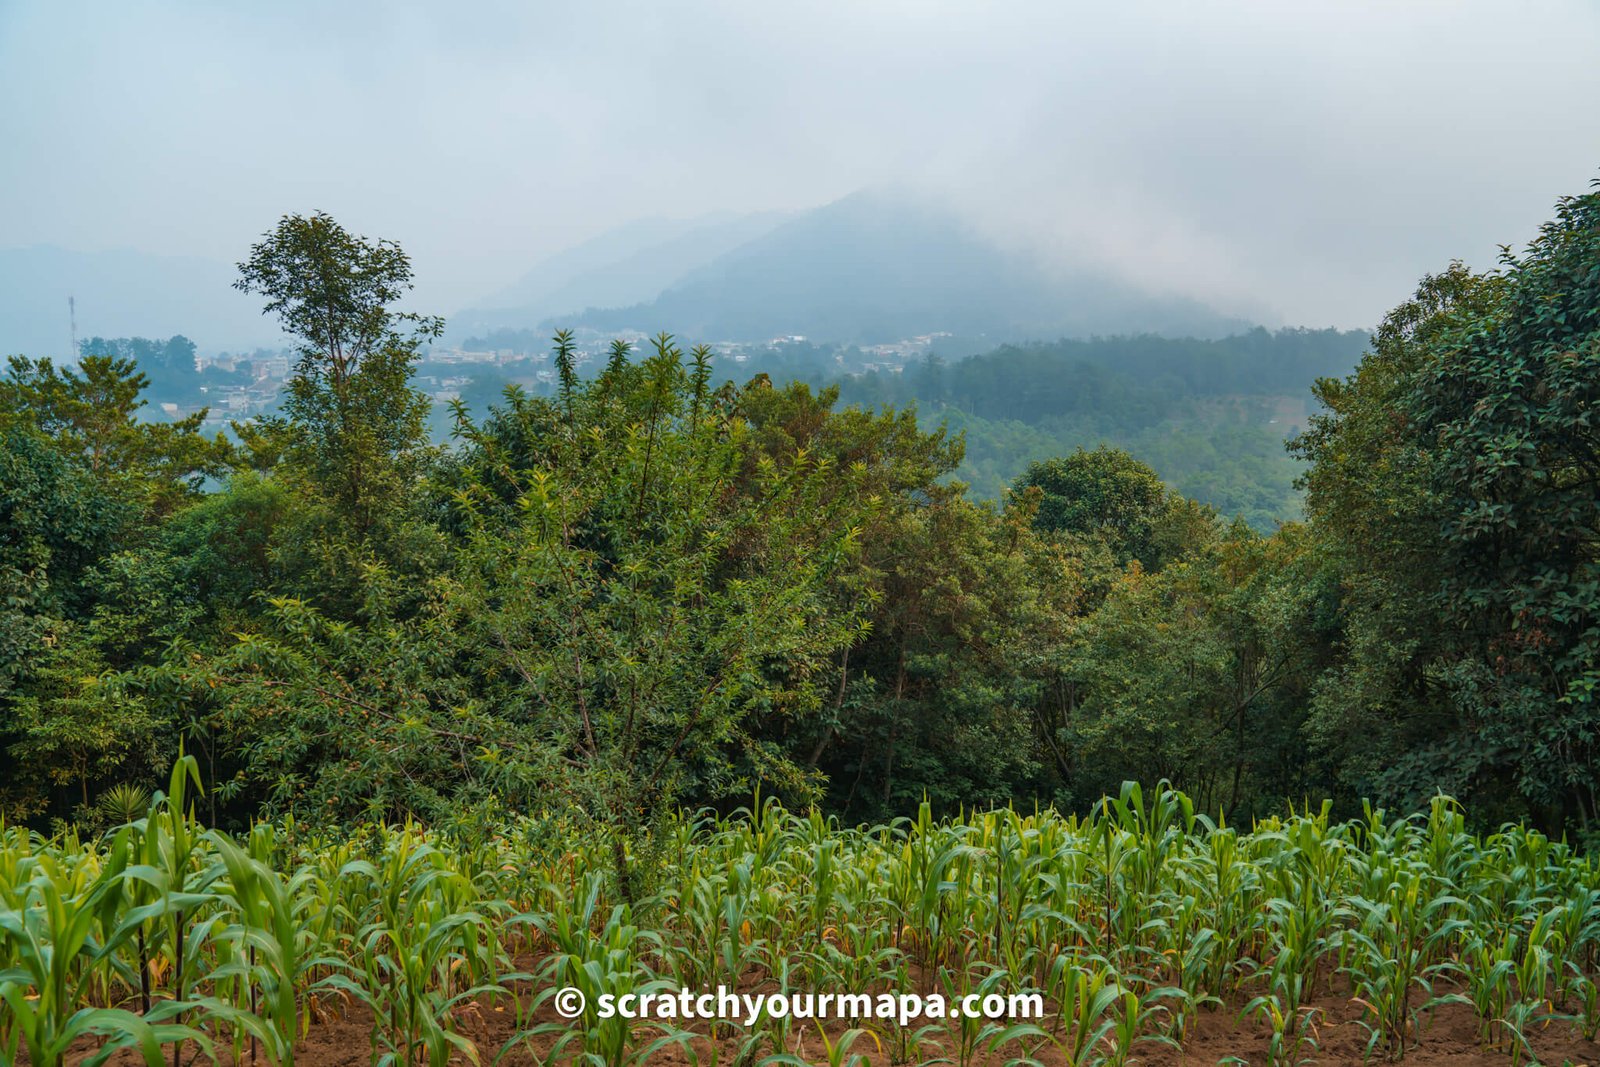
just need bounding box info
[837,329,1367,525]
[3,182,1599,854]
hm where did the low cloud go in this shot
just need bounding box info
[3,0,1597,331]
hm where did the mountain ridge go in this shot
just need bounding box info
[449,210,791,339]
[536,190,1248,344]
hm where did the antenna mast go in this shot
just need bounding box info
[68,296,78,359]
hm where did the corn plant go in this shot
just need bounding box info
[10,776,1600,1067]
[761,1024,882,1067]
[1040,959,1127,1067]
[1240,991,1321,1067]
[320,834,505,1067]
[1339,865,1469,1059]
[508,879,691,1067]
[0,844,208,1067]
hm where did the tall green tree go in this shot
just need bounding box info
[1063,521,1327,816]
[453,336,876,894]
[234,212,440,533]
[0,354,232,510]
[0,356,224,818]
[1291,265,1502,812]
[1399,185,1600,828]
[733,380,1087,818]
[1015,446,1176,569]
[1295,179,1600,830]
[189,336,879,898]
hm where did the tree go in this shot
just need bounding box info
[188,336,879,901]
[1015,446,1173,567]
[0,355,232,510]
[1294,179,1600,831]
[234,212,440,533]
[1290,265,1504,813]
[1062,521,1327,817]
[453,336,877,897]
[6,634,163,816]
[0,358,233,820]
[801,489,1083,818]
[78,335,197,386]
[1398,183,1600,829]
[0,423,161,819]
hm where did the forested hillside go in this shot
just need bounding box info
[836,328,1369,526]
[3,181,1598,848]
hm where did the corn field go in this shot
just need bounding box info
[4,762,1600,1066]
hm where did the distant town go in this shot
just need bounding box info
[182,329,955,430]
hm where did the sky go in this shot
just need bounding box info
[3,0,1600,329]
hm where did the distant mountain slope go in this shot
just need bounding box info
[0,245,282,359]
[833,327,1372,528]
[450,210,789,339]
[554,190,1247,343]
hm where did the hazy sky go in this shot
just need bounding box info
[4,0,1599,328]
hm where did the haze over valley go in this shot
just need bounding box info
[7,2,1599,357]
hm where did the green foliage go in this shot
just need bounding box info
[1292,179,1600,831]
[9,181,1600,848]
[1291,264,1505,812]
[847,329,1368,419]
[178,336,879,888]
[1399,184,1600,822]
[837,328,1365,528]
[1015,447,1171,567]
[0,424,122,626]
[0,354,233,510]
[452,336,880,894]
[730,380,1082,818]
[75,335,249,409]
[1062,523,1327,815]
[0,364,224,818]
[234,211,441,534]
